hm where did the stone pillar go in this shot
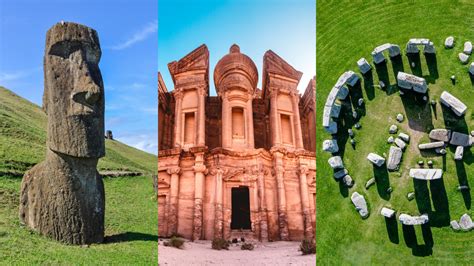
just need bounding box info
[192,154,207,241]
[298,165,313,239]
[270,90,281,146]
[273,152,289,240]
[197,88,206,146]
[213,168,226,239]
[257,167,269,241]
[246,98,255,149]
[291,92,304,149]
[174,91,183,147]
[221,92,231,149]
[166,166,181,236]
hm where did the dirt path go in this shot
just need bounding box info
[158,240,315,265]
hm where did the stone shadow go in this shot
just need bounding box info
[348,80,366,118]
[105,232,158,243]
[335,100,357,159]
[407,53,423,77]
[469,74,474,86]
[455,160,471,210]
[384,216,399,244]
[441,104,469,134]
[373,164,390,200]
[375,61,391,89]
[362,70,375,100]
[391,54,405,78]
[414,179,431,214]
[429,178,450,227]
[424,53,439,83]
[400,90,434,132]
[402,224,433,257]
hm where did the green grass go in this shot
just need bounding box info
[317,1,474,264]
[0,86,158,264]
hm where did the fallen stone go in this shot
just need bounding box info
[399,213,429,225]
[342,175,354,187]
[357,57,372,74]
[358,98,364,106]
[387,146,402,171]
[418,141,445,150]
[435,148,447,155]
[457,185,469,191]
[328,156,344,169]
[396,113,404,122]
[418,160,424,166]
[450,220,460,231]
[464,41,472,54]
[351,192,369,218]
[450,132,472,147]
[389,125,398,134]
[365,178,376,189]
[367,153,385,167]
[355,123,361,129]
[429,129,451,142]
[380,207,396,218]
[323,139,339,153]
[440,91,468,116]
[398,133,410,143]
[454,146,464,160]
[407,192,415,201]
[445,36,454,48]
[459,214,473,231]
[395,138,406,150]
[409,168,443,180]
[352,111,358,119]
[348,129,354,138]
[334,169,348,180]
[387,136,394,144]
[427,160,433,167]
[458,52,469,64]
[380,80,385,88]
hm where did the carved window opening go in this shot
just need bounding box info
[232,107,245,139]
[280,114,293,145]
[184,112,195,144]
[231,186,251,230]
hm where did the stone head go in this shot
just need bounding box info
[43,22,105,158]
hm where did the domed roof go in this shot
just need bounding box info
[214,44,258,95]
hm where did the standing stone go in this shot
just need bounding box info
[459,214,473,231]
[444,36,454,48]
[355,122,361,129]
[348,129,354,138]
[450,220,460,231]
[458,52,469,64]
[454,146,464,160]
[407,192,415,201]
[469,62,474,75]
[334,168,348,180]
[323,139,339,153]
[464,41,472,54]
[357,57,371,74]
[358,98,364,106]
[389,125,398,134]
[394,138,406,150]
[387,146,402,171]
[342,175,354,187]
[367,153,385,167]
[450,132,472,147]
[328,156,344,169]
[398,133,410,143]
[396,113,404,122]
[19,22,105,245]
[351,192,369,218]
[387,136,394,144]
[380,207,396,218]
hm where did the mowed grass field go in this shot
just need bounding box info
[0,87,158,264]
[317,1,473,264]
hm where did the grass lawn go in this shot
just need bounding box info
[317,1,474,264]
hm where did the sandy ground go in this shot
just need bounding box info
[158,239,315,265]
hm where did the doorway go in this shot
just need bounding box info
[231,186,251,230]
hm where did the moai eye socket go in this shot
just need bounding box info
[48,41,82,59]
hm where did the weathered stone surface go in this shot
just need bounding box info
[398,133,410,143]
[325,121,338,134]
[445,36,454,48]
[399,213,429,225]
[409,168,443,180]
[406,38,435,53]
[20,22,105,245]
[418,141,445,150]
[365,178,376,189]
[351,192,369,218]
[342,175,354,187]
[371,43,401,64]
[394,138,406,150]
[458,52,469,64]
[469,62,474,75]
[387,146,402,171]
[330,104,342,118]
[396,113,404,122]
[397,72,427,93]
[450,220,460,231]
[328,156,344,169]
[454,146,464,160]
[450,132,472,147]
[440,91,467,116]
[435,148,447,155]
[334,168,348,180]
[323,139,339,153]
[429,129,451,142]
[387,136,394,144]
[407,192,415,201]
[459,214,473,231]
[380,207,395,218]
[464,41,472,54]
[389,125,398,134]
[357,57,371,74]
[358,98,364,106]
[367,153,385,167]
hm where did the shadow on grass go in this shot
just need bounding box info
[373,164,390,200]
[455,160,471,210]
[104,232,158,244]
[391,54,404,78]
[414,179,431,214]
[407,53,423,77]
[348,80,366,118]
[429,178,450,227]
[362,70,375,100]
[375,60,390,88]
[425,53,439,83]
[402,224,433,257]
[441,104,469,134]
[400,90,433,132]
[384,216,399,244]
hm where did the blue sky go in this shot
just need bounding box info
[159,0,315,96]
[0,0,158,154]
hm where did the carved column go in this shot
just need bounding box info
[269,90,281,146]
[166,166,181,235]
[299,165,313,239]
[174,91,183,147]
[197,88,206,146]
[291,92,304,149]
[257,167,269,241]
[213,168,226,239]
[273,152,289,240]
[192,154,207,241]
[246,98,255,149]
[221,92,230,149]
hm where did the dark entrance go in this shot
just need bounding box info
[231,186,251,230]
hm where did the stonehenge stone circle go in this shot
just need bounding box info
[19,22,105,245]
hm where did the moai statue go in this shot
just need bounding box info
[106,130,113,140]
[19,22,105,245]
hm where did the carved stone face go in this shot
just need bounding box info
[43,22,105,158]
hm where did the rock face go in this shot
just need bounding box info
[440,91,467,116]
[445,36,454,48]
[399,214,429,225]
[459,214,473,231]
[367,153,385,167]
[429,129,451,142]
[387,146,402,171]
[450,132,472,147]
[19,22,105,245]
[409,168,443,180]
[351,192,369,218]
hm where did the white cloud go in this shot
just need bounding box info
[0,66,41,83]
[109,20,157,50]
[116,133,158,155]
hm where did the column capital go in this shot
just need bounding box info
[299,165,309,175]
[193,164,208,174]
[167,166,181,175]
[174,90,184,100]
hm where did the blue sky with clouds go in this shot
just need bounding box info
[159,0,315,95]
[0,0,158,155]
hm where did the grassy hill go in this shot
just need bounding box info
[317,1,473,264]
[0,86,157,264]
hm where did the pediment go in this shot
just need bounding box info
[168,44,209,84]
